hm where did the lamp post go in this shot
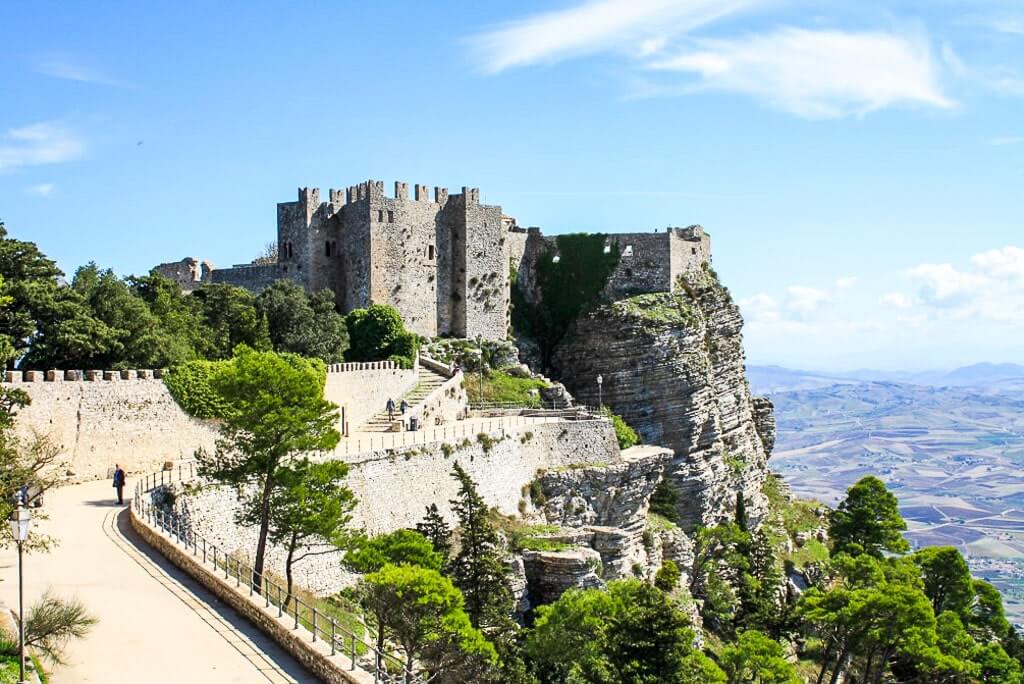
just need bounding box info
[476,334,485,403]
[9,495,31,684]
[597,374,603,411]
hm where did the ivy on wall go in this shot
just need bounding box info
[512,234,621,372]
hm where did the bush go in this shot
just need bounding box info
[604,409,639,449]
[655,560,682,592]
[466,370,547,406]
[344,304,418,367]
[162,359,229,418]
[650,480,679,523]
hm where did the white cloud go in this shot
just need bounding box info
[941,42,968,78]
[990,136,1024,145]
[647,28,954,118]
[971,246,1024,279]
[0,122,85,172]
[786,285,831,316]
[35,54,120,85]
[990,16,1024,37]
[739,293,780,323]
[468,0,760,73]
[906,262,987,306]
[835,276,857,290]
[26,183,55,197]
[881,292,915,309]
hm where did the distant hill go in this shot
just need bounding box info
[748,362,1024,394]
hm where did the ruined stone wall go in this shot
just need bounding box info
[152,257,212,291]
[5,373,218,481]
[668,226,711,285]
[603,232,673,300]
[323,364,419,434]
[210,263,289,291]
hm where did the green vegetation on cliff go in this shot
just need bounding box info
[466,370,549,406]
[344,303,418,368]
[512,233,620,371]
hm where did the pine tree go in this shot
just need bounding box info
[449,462,513,631]
[416,503,452,560]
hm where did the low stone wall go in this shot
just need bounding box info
[324,366,419,434]
[6,374,218,481]
[129,506,371,684]
[177,419,620,596]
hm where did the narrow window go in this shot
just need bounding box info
[428,245,435,260]
[377,209,384,222]
[387,210,394,223]
[691,247,697,255]
[325,241,331,257]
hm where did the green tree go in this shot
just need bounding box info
[913,546,974,618]
[448,462,513,632]
[416,503,452,559]
[969,579,1011,643]
[345,303,418,367]
[829,476,909,558]
[243,459,355,608]
[0,386,60,550]
[649,479,679,523]
[197,346,339,592]
[257,280,348,362]
[604,580,697,683]
[193,284,271,359]
[346,529,444,574]
[654,560,682,593]
[362,563,496,683]
[719,630,800,684]
[526,580,706,684]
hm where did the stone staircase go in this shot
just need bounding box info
[358,364,451,432]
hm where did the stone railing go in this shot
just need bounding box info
[129,466,425,684]
[4,369,163,382]
[326,361,402,373]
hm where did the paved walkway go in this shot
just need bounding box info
[0,479,319,683]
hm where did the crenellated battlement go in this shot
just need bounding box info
[326,360,404,373]
[5,369,163,383]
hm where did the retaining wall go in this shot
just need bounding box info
[323,365,419,434]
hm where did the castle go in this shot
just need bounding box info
[153,179,712,340]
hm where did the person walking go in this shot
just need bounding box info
[113,464,126,505]
[386,397,396,422]
[400,399,409,415]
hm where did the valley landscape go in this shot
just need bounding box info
[755,365,1024,623]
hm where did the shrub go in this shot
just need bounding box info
[528,479,547,507]
[603,408,639,450]
[344,304,418,367]
[655,560,682,592]
[24,592,97,664]
[162,359,229,418]
[649,480,679,523]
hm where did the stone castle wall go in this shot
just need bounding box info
[4,372,219,481]
[154,179,710,345]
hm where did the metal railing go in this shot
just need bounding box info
[132,466,428,684]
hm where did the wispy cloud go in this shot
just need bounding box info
[0,122,86,172]
[835,276,857,290]
[468,0,761,73]
[26,183,55,197]
[990,136,1024,145]
[647,28,954,118]
[35,54,121,86]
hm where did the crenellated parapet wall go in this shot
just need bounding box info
[5,369,163,383]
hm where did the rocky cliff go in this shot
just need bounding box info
[550,266,775,529]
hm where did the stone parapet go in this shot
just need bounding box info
[3,369,162,383]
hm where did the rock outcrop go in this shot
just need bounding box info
[552,267,775,529]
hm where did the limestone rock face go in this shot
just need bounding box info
[536,448,671,581]
[552,268,775,529]
[522,548,604,605]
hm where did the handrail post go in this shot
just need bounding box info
[294,599,299,630]
[235,559,240,587]
[351,635,357,670]
[331,619,336,655]
[312,609,317,642]
[202,538,206,563]
[276,584,280,614]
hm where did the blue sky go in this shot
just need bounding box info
[1,1,1022,371]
